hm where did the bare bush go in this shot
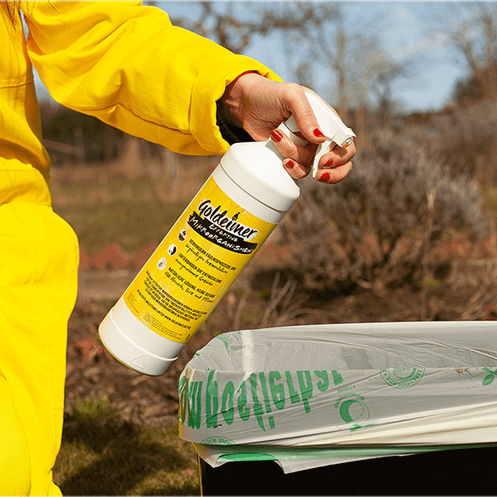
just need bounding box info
[409,101,497,183]
[220,268,315,331]
[259,272,314,328]
[280,126,487,293]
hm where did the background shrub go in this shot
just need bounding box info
[409,101,497,184]
[280,126,487,293]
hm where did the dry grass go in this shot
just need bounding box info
[54,395,199,496]
[50,149,218,255]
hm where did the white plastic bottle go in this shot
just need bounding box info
[98,92,355,375]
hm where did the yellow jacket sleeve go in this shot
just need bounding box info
[25,1,282,156]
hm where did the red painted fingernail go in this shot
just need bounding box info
[270,129,284,142]
[313,128,325,138]
[323,160,334,168]
[319,173,331,182]
[286,160,295,169]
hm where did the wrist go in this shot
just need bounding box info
[219,71,261,127]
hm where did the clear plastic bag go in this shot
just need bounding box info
[179,321,497,472]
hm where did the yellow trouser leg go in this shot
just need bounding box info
[0,371,31,496]
[0,203,79,495]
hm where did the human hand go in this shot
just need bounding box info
[220,72,355,184]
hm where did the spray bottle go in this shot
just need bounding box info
[98,92,355,376]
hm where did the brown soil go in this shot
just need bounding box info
[65,263,497,426]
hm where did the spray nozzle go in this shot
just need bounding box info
[273,92,356,178]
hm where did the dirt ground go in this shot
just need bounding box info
[65,261,497,426]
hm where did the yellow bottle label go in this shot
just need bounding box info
[124,176,276,343]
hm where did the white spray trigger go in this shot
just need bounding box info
[267,92,355,179]
[314,140,333,177]
[303,92,356,178]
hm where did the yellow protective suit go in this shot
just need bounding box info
[0,1,280,494]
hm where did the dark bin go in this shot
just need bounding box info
[198,445,497,496]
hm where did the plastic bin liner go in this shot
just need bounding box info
[178,321,497,472]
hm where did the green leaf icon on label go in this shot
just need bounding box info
[482,368,497,386]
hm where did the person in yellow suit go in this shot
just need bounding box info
[0,1,355,495]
